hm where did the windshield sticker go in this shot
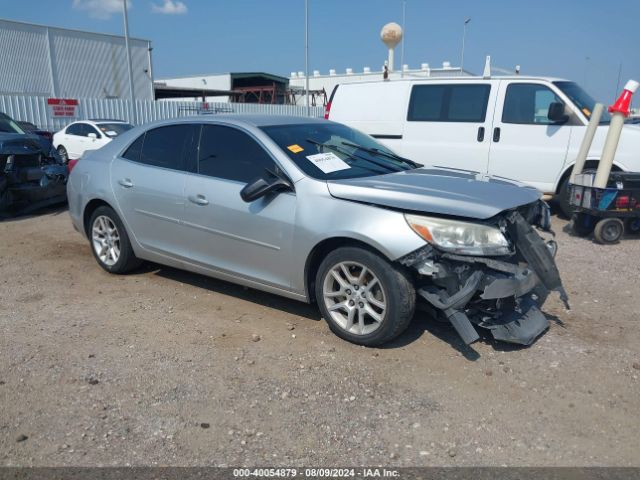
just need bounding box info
[306,152,350,174]
[287,144,304,153]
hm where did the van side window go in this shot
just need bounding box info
[502,84,563,125]
[408,84,491,122]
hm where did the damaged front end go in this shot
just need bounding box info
[400,201,568,346]
[0,134,68,216]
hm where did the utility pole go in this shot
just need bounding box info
[400,0,406,78]
[305,0,310,117]
[122,0,137,124]
[615,62,623,98]
[460,17,471,75]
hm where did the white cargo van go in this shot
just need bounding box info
[325,76,640,216]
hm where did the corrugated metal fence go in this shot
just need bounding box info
[0,94,324,132]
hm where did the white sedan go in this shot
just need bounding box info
[53,119,133,162]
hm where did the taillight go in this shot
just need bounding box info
[324,101,332,119]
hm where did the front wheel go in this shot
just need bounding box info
[315,246,415,346]
[89,206,142,273]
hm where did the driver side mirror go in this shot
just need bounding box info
[240,171,292,203]
[547,102,569,124]
[87,132,97,140]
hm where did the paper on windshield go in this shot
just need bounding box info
[306,152,350,174]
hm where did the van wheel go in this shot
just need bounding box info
[89,206,142,273]
[557,177,573,219]
[315,246,415,346]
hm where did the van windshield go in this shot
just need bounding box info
[553,81,611,124]
[261,123,418,180]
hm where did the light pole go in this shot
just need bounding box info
[460,17,471,75]
[400,0,406,78]
[305,0,310,117]
[122,0,137,124]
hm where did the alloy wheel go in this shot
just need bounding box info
[322,261,387,336]
[92,215,121,266]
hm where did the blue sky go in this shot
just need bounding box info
[3,0,639,104]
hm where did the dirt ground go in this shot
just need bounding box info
[1,206,639,467]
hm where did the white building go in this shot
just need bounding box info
[0,18,154,100]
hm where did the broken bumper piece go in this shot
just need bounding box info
[402,210,566,346]
[417,265,548,345]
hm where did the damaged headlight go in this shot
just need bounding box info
[405,214,512,256]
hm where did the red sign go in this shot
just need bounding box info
[47,98,79,118]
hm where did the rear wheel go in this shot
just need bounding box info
[593,218,624,245]
[315,246,415,346]
[57,145,68,163]
[89,206,141,273]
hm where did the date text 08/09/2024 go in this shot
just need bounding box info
[232,468,400,478]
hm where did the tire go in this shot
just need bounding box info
[593,218,624,245]
[556,176,573,219]
[57,145,68,163]
[315,246,415,346]
[570,213,595,237]
[625,218,640,235]
[88,206,142,273]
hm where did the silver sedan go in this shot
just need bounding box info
[67,115,566,347]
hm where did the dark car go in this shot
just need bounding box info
[16,121,54,142]
[0,112,68,216]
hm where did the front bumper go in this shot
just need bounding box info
[400,209,567,346]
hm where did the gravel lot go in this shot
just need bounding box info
[1,206,639,467]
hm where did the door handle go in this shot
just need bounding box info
[188,194,209,206]
[118,178,134,188]
[493,127,501,142]
[477,127,485,142]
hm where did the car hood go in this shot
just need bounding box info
[326,168,541,220]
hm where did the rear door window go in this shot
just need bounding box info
[502,83,564,125]
[138,125,195,170]
[66,123,84,136]
[408,84,491,122]
[197,125,276,183]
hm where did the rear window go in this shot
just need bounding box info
[408,84,491,122]
[96,123,134,138]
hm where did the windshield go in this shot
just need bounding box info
[261,123,416,180]
[96,122,133,138]
[554,81,612,124]
[0,113,25,134]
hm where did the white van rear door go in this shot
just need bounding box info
[487,80,571,194]
[400,80,496,173]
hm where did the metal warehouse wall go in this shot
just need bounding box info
[0,19,153,100]
[0,94,324,132]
